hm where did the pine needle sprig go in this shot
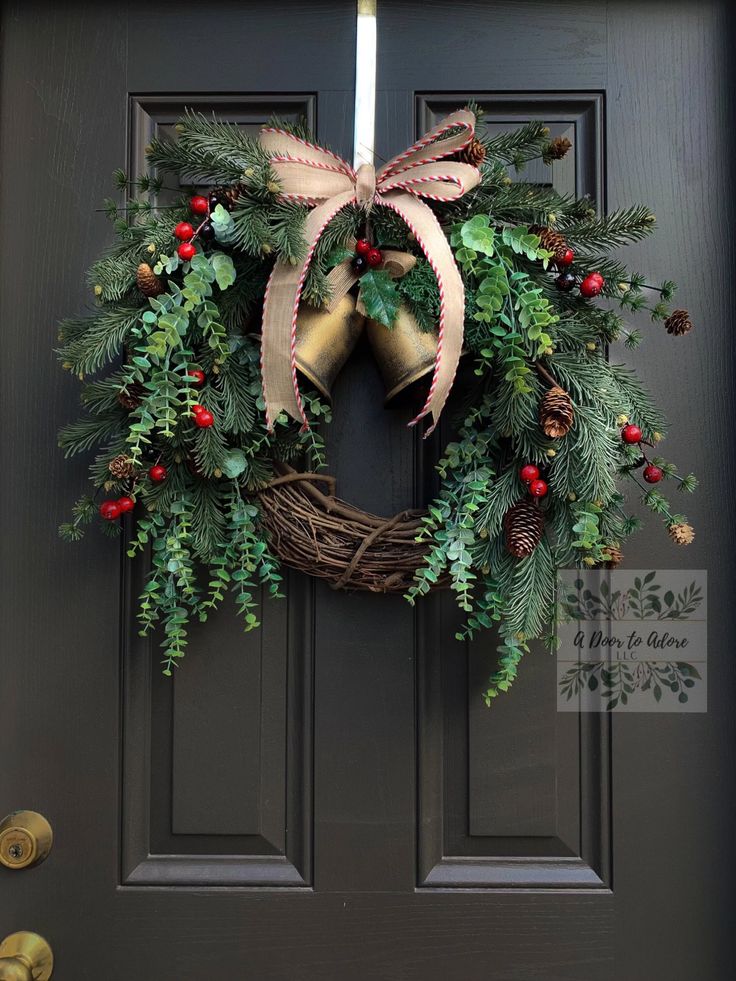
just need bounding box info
[481,120,550,165]
[559,205,656,250]
[58,306,141,376]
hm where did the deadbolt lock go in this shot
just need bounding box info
[0,812,53,871]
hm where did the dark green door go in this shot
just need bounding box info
[2,2,733,979]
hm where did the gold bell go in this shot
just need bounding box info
[366,305,437,405]
[295,294,365,401]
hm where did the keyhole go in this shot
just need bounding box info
[8,843,24,860]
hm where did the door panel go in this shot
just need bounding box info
[121,96,315,889]
[416,92,608,892]
[2,2,734,980]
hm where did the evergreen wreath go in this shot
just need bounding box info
[58,106,697,701]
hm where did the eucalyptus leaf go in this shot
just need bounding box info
[221,449,247,478]
[211,252,236,290]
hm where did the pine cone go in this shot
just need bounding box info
[533,226,570,263]
[540,385,574,438]
[601,543,623,568]
[218,182,247,209]
[117,381,145,410]
[108,454,136,479]
[460,137,486,168]
[504,500,544,558]
[544,136,573,161]
[664,309,693,336]
[668,522,695,545]
[136,262,164,297]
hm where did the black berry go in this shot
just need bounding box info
[199,222,215,241]
[351,254,368,275]
[555,272,576,292]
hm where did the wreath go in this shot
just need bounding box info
[58,105,697,701]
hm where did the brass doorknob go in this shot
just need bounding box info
[0,812,53,871]
[0,932,53,981]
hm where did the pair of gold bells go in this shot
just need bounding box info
[296,296,438,406]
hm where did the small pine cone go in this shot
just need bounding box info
[602,543,623,569]
[668,522,695,545]
[136,262,164,297]
[504,500,544,558]
[664,309,693,336]
[108,454,136,479]
[219,182,247,209]
[117,381,145,411]
[540,385,575,438]
[533,226,570,263]
[460,137,486,168]
[544,135,573,161]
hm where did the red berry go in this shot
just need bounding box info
[366,248,382,268]
[188,369,206,386]
[643,465,664,484]
[117,496,135,513]
[99,500,122,520]
[194,409,214,428]
[621,424,643,444]
[355,238,372,255]
[149,464,167,483]
[190,196,209,215]
[191,403,205,415]
[177,242,196,261]
[557,248,575,267]
[580,272,605,298]
[174,221,194,241]
[528,478,549,498]
[519,464,540,483]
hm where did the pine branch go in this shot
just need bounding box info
[58,414,125,456]
[481,120,550,165]
[551,404,619,502]
[58,306,141,376]
[559,205,656,250]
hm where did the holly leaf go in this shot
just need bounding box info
[221,448,247,478]
[358,269,400,327]
[326,246,355,270]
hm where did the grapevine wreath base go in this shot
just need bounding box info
[58,106,698,700]
[256,464,432,593]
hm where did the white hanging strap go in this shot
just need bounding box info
[353,0,377,169]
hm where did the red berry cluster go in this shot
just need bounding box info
[99,495,136,521]
[554,264,605,299]
[172,195,221,261]
[351,238,382,275]
[519,464,548,498]
[192,404,214,428]
[621,424,663,483]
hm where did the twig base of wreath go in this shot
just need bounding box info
[256,464,441,593]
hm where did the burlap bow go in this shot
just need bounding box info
[259,109,480,434]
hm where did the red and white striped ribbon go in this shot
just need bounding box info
[258,109,480,434]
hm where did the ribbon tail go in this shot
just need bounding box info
[377,191,465,436]
[324,258,359,313]
[260,190,357,430]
